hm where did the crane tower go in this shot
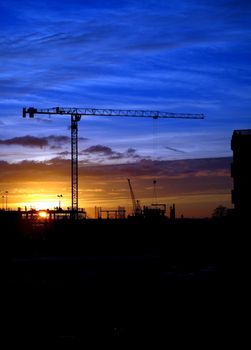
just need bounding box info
[23,107,204,218]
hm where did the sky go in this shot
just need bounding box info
[0,0,251,216]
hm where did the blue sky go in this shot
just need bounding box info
[0,0,250,214]
[0,0,250,163]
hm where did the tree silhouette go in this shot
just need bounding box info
[212,205,228,218]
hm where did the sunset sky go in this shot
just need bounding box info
[0,0,251,217]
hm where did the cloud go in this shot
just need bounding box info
[0,135,48,148]
[58,151,70,156]
[127,148,136,154]
[0,156,231,182]
[80,144,142,162]
[0,134,76,149]
[82,145,114,155]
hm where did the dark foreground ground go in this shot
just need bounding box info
[2,217,247,348]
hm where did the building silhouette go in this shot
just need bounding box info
[231,129,251,217]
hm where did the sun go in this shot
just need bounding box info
[38,211,48,219]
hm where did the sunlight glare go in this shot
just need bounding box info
[38,211,48,219]
[32,201,57,210]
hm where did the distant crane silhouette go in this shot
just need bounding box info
[23,107,204,218]
[127,179,142,216]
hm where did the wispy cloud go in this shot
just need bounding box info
[0,0,250,163]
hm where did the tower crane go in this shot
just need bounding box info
[127,179,142,216]
[23,106,204,218]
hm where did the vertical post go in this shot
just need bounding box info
[153,180,157,204]
[71,114,80,219]
[5,191,8,210]
[57,194,63,209]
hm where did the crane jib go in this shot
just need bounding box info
[23,107,204,119]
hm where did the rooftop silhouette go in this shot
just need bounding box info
[231,129,251,217]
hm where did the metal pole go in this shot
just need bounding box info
[5,191,8,210]
[57,194,63,209]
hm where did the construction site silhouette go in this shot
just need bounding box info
[2,128,250,347]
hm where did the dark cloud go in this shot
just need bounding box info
[81,144,124,161]
[81,144,142,162]
[0,156,231,181]
[77,157,231,180]
[82,145,114,155]
[124,148,140,159]
[0,135,48,148]
[78,156,233,201]
[0,134,72,149]
[127,148,136,154]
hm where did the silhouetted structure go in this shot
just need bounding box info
[23,107,204,219]
[231,129,251,217]
[95,206,126,219]
[170,204,176,221]
[143,205,166,220]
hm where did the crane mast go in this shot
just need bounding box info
[71,114,81,218]
[23,106,204,219]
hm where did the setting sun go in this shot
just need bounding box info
[38,211,48,219]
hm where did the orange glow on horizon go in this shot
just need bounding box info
[2,158,232,218]
[8,191,232,218]
[38,211,48,219]
[29,201,58,210]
